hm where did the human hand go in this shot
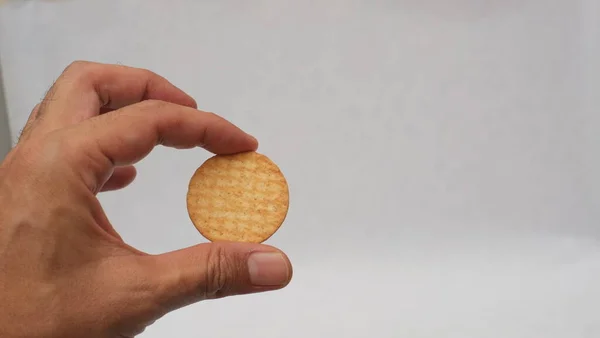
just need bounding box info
[0,61,293,338]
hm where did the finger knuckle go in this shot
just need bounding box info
[25,133,62,160]
[30,103,41,116]
[38,133,78,167]
[138,67,158,79]
[42,131,96,170]
[63,60,93,74]
[62,61,106,86]
[203,111,218,119]
[204,245,241,298]
[137,99,169,111]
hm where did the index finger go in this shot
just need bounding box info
[65,100,258,193]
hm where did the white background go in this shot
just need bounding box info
[1,1,600,337]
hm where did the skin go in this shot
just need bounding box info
[0,61,293,338]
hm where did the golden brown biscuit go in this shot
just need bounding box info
[186,151,289,243]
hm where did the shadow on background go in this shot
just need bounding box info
[0,57,12,160]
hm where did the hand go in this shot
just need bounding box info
[0,61,293,338]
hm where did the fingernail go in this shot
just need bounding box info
[248,252,290,286]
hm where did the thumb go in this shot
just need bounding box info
[146,242,293,312]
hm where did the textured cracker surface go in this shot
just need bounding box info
[186,152,289,243]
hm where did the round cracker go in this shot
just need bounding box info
[186,151,289,243]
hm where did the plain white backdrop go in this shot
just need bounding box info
[1,1,600,337]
